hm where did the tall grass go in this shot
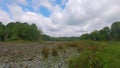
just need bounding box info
[51,47,58,56]
[68,41,120,68]
[41,46,50,58]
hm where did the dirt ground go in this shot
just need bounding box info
[0,42,79,68]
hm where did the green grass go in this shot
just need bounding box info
[68,41,120,68]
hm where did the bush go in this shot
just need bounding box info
[66,42,79,47]
[52,47,58,56]
[57,45,64,50]
[41,46,50,58]
[76,45,85,52]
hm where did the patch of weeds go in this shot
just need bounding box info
[66,42,79,47]
[76,45,85,53]
[57,45,64,50]
[52,47,58,57]
[41,46,50,58]
[68,41,120,68]
[68,51,102,68]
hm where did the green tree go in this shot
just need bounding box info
[80,34,90,40]
[0,22,6,41]
[99,27,110,41]
[110,22,120,40]
[6,22,41,41]
[90,30,100,41]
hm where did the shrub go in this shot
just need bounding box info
[41,46,50,58]
[76,45,85,52]
[57,45,64,50]
[66,42,79,47]
[52,47,58,56]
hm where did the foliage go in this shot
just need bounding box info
[68,41,120,68]
[41,46,50,58]
[0,21,119,41]
[40,34,51,41]
[68,51,102,68]
[0,22,42,41]
[57,44,64,50]
[0,22,6,41]
[80,22,120,41]
[51,47,58,56]
[111,22,120,40]
[66,42,79,47]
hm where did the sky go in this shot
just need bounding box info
[0,0,120,37]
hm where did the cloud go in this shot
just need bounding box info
[8,5,61,36]
[50,0,120,36]
[18,0,26,4]
[0,0,120,37]
[0,9,13,24]
[30,0,53,11]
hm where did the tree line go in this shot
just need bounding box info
[80,22,120,41]
[0,21,119,41]
[42,21,120,41]
[0,22,42,41]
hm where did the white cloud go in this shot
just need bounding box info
[18,0,26,4]
[8,5,61,36]
[0,0,120,37]
[61,0,68,6]
[49,0,120,36]
[31,0,53,11]
[0,9,13,24]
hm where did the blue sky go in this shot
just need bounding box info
[0,0,120,37]
[0,0,67,17]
